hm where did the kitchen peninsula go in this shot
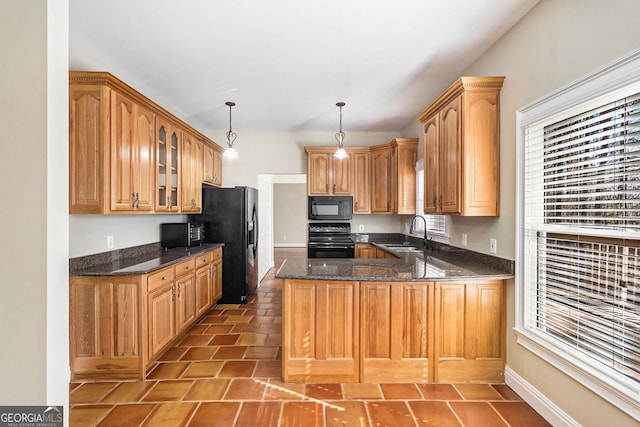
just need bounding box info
[277,239,514,384]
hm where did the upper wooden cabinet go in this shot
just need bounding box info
[181,131,203,213]
[418,76,504,216]
[370,145,392,213]
[371,138,418,214]
[305,148,353,195]
[69,71,224,214]
[352,149,371,213]
[203,140,223,187]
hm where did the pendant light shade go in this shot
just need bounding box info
[223,101,238,158]
[334,102,348,159]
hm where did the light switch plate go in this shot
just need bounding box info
[461,234,468,247]
[107,235,115,249]
[489,238,497,254]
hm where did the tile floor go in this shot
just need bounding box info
[70,250,551,426]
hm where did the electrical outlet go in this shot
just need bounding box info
[461,233,468,247]
[359,224,364,232]
[489,238,497,254]
[107,235,115,249]
[283,236,287,241]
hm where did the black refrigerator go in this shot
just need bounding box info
[191,186,258,304]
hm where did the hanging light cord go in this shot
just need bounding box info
[226,101,237,148]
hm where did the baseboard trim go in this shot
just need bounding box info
[273,243,306,248]
[505,366,580,427]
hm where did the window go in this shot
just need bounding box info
[415,159,446,235]
[517,49,640,418]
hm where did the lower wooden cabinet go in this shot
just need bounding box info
[355,243,376,259]
[282,279,360,383]
[70,247,223,380]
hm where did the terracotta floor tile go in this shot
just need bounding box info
[188,324,210,335]
[366,401,416,427]
[209,334,240,345]
[203,316,229,324]
[222,309,246,315]
[343,383,383,399]
[263,380,305,400]
[224,378,268,400]
[218,360,257,377]
[325,400,369,427]
[180,347,217,361]
[189,401,241,427]
[409,401,461,427]
[226,315,254,324]
[237,333,268,346]
[230,323,261,333]
[158,346,188,361]
[235,401,283,427]
[251,316,275,323]
[265,334,282,346]
[141,380,193,402]
[179,334,214,346]
[212,345,248,359]
[217,303,241,310]
[416,384,463,400]
[69,382,81,393]
[449,402,507,426]
[492,384,522,401]
[69,404,112,426]
[305,384,343,401]
[454,384,503,400]
[204,324,234,334]
[265,309,280,316]
[70,382,119,404]
[245,346,279,360]
[141,402,198,427]
[146,362,190,379]
[281,401,324,427]
[183,378,230,401]
[97,403,156,426]
[181,361,225,378]
[102,381,155,403]
[254,360,281,378]
[256,323,281,333]
[380,383,422,399]
[492,402,552,427]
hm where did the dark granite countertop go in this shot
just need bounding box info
[276,234,514,282]
[70,243,224,276]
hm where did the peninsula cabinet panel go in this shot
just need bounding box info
[282,279,360,383]
[434,281,505,383]
[353,150,371,213]
[69,276,142,380]
[418,76,504,216]
[360,282,433,383]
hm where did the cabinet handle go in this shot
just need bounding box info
[132,192,140,208]
[333,184,336,193]
[432,196,437,207]
[326,184,329,192]
[177,283,182,297]
[171,285,176,301]
[438,195,443,210]
[162,276,167,281]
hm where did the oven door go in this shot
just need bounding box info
[307,243,355,258]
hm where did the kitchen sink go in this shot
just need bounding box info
[382,243,422,252]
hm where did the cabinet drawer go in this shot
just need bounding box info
[176,259,196,277]
[211,247,222,261]
[148,266,175,293]
[195,252,211,268]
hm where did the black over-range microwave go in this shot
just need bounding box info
[308,196,353,220]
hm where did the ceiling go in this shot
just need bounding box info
[69,0,538,134]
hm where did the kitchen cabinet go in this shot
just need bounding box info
[434,280,505,382]
[360,282,433,382]
[155,116,180,212]
[70,247,223,380]
[355,243,376,259]
[305,148,353,195]
[352,149,371,213]
[375,247,397,259]
[371,145,392,213]
[69,71,224,214]
[418,76,504,216]
[203,140,223,187]
[370,138,418,214]
[282,279,360,383]
[181,131,203,212]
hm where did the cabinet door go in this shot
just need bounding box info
[308,153,331,195]
[355,243,375,259]
[212,146,223,186]
[195,264,212,318]
[282,279,359,383]
[439,96,462,214]
[361,282,433,382]
[148,282,176,360]
[371,147,392,213]
[434,281,504,383]
[353,151,371,213]
[69,85,109,214]
[175,274,196,334]
[332,153,352,195]
[156,117,180,212]
[395,142,417,214]
[131,102,156,212]
[203,143,215,184]
[181,132,203,212]
[211,259,223,302]
[423,117,439,214]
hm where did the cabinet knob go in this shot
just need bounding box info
[438,195,443,210]
[162,276,167,280]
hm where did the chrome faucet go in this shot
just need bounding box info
[409,215,433,250]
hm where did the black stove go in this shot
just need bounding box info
[307,222,355,258]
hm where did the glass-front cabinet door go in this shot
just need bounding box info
[156,116,180,212]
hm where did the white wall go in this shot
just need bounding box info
[0,0,70,415]
[409,0,639,425]
[273,183,307,246]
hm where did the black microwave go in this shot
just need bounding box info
[160,222,205,249]
[308,196,353,220]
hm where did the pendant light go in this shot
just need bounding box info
[334,102,348,159]
[223,101,238,159]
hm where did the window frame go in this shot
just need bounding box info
[516,48,640,419]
